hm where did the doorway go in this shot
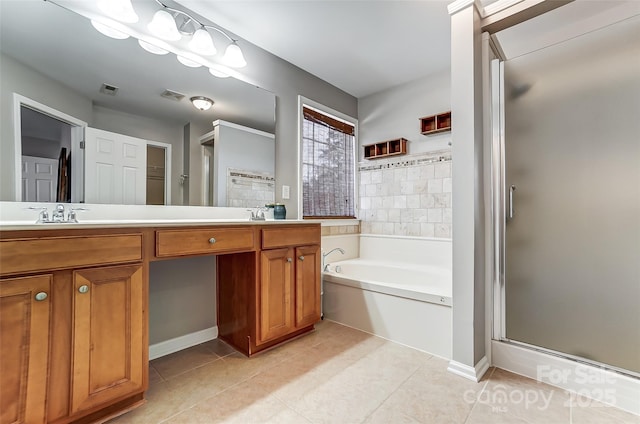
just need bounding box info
[14,94,87,202]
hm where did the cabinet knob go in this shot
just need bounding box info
[286,258,293,263]
[209,237,216,244]
[298,255,305,261]
[78,285,89,294]
[34,292,48,301]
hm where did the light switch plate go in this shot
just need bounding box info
[282,185,290,199]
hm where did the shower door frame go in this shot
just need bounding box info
[488,43,639,381]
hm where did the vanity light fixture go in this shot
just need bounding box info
[209,67,230,78]
[91,20,129,40]
[97,0,138,24]
[189,27,217,56]
[190,96,214,111]
[223,41,247,68]
[177,55,202,68]
[138,39,169,55]
[148,9,181,41]
[148,0,247,68]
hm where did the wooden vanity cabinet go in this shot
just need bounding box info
[0,229,147,424]
[0,274,52,424]
[258,227,321,347]
[217,224,321,356]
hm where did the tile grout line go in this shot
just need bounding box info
[357,361,429,424]
[461,366,496,424]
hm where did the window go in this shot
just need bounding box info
[301,103,356,218]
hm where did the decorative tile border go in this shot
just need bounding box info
[358,149,451,172]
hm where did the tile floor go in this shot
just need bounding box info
[111,321,639,424]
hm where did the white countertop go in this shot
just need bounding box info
[0,201,314,231]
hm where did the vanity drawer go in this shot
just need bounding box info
[261,226,320,249]
[155,227,256,257]
[0,234,143,275]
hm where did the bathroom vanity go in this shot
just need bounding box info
[0,221,320,424]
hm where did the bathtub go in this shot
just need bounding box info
[322,234,452,358]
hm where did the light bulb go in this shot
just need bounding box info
[223,41,246,68]
[91,20,129,40]
[177,55,202,68]
[98,0,138,23]
[148,9,181,41]
[138,39,169,55]
[189,28,216,56]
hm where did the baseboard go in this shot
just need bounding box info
[448,356,490,382]
[149,326,218,360]
[492,340,640,416]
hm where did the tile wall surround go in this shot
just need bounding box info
[359,149,452,238]
[321,224,360,236]
[226,168,275,208]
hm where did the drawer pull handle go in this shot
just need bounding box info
[298,255,305,261]
[34,292,48,301]
[287,258,293,263]
[209,237,216,244]
[78,285,89,294]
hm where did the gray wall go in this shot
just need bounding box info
[358,72,451,160]
[214,122,275,207]
[0,53,92,200]
[149,256,217,345]
[221,38,358,218]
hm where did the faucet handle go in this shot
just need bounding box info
[67,207,88,223]
[28,206,49,223]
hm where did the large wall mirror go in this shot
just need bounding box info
[0,0,276,207]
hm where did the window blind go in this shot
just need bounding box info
[302,106,355,218]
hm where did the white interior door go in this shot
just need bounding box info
[84,128,146,204]
[21,155,58,202]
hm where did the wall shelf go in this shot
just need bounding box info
[420,111,451,135]
[363,138,407,160]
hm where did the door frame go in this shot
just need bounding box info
[13,93,87,202]
[146,140,172,205]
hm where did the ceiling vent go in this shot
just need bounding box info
[99,83,119,96]
[161,89,185,102]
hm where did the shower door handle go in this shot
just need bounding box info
[509,185,516,219]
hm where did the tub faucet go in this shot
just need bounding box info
[322,247,345,271]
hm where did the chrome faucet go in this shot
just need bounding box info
[322,247,345,271]
[247,206,267,221]
[30,204,86,223]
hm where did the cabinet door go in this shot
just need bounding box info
[0,275,51,424]
[295,245,321,328]
[70,264,144,414]
[258,248,294,345]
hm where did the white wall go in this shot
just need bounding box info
[358,72,451,159]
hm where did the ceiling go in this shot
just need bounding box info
[179,0,452,98]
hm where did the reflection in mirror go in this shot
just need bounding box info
[0,0,276,207]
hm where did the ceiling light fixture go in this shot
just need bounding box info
[190,96,214,111]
